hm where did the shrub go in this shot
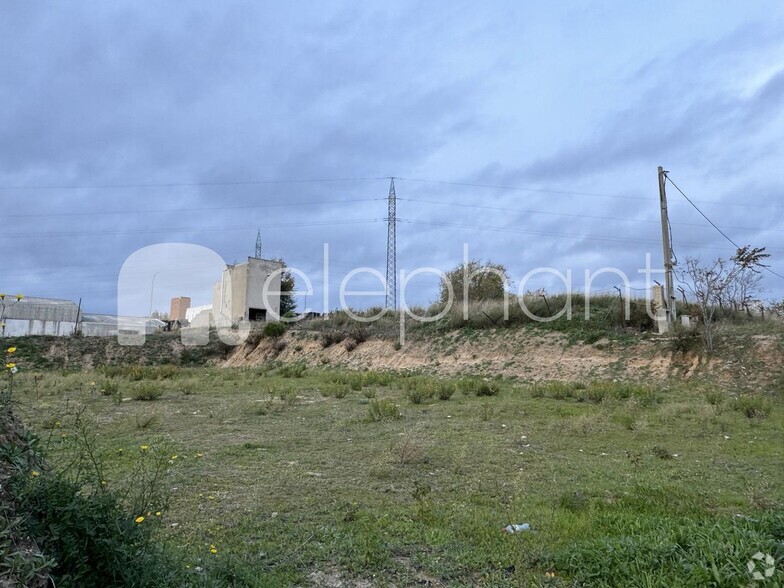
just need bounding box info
[733,395,772,419]
[475,380,501,397]
[704,389,725,406]
[367,399,402,421]
[278,362,306,378]
[362,389,377,399]
[262,322,286,338]
[10,474,180,587]
[343,337,358,352]
[133,384,163,401]
[320,330,344,348]
[99,380,118,396]
[320,384,349,399]
[407,389,427,405]
[332,386,350,399]
[437,382,455,400]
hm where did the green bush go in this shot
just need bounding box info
[733,395,772,419]
[437,381,455,400]
[133,384,163,401]
[475,380,500,397]
[278,362,306,378]
[407,389,427,404]
[98,380,118,396]
[367,399,402,421]
[10,474,181,587]
[263,322,286,338]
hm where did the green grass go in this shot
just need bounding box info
[9,366,784,586]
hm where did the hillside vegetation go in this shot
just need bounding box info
[1,306,783,586]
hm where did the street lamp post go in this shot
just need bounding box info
[148,272,160,320]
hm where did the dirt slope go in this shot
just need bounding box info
[224,329,783,387]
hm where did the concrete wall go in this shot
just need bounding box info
[211,257,283,323]
[246,257,282,320]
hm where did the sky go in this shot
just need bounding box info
[1,1,783,316]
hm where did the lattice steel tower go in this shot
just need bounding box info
[255,229,262,258]
[385,178,397,309]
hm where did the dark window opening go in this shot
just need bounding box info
[249,308,267,321]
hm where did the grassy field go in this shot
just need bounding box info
[10,363,784,587]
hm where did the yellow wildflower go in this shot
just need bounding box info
[170,454,178,460]
[196,453,203,458]
[208,495,215,500]
[31,470,40,477]
[155,511,162,517]
[6,347,16,353]
[209,544,218,554]
[139,444,149,451]
[135,516,145,524]
[5,363,16,369]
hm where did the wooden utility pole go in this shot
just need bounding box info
[658,166,676,330]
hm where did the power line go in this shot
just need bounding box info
[398,196,784,234]
[399,218,784,255]
[395,176,766,207]
[0,177,388,191]
[0,218,382,239]
[3,198,383,218]
[665,174,784,281]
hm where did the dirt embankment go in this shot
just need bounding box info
[225,329,784,387]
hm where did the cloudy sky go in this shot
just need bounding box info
[2,1,783,315]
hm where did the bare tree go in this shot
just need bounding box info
[680,246,769,352]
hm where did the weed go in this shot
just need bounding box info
[367,399,401,421]
[362,389,377,399]
[135,412,160,430]
[437,381,455,400]
[332,386,350,399]
[559,490,589,512]
[733,395,772,419]
[704,389,725,406]
[475,380,500,397]
[279,362,306,378]
[407,389,428,404]
[98,379,118,396]
[133,383,163,401]
[392,435,429,464]
[652,445,674,460]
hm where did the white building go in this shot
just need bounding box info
[213,257,283,324]
[1,296,79,336]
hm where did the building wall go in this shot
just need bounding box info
[185,304,212,323]
[246,257,282,320]
[170,297,191,321]
[212,257,283,323]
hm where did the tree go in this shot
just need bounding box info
[439,260,510,305]
[276,260,296,316]
[681,246,770,352]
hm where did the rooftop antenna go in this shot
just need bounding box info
[255,229,262,258]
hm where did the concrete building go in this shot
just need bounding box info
[170,297,191,322]
[185,304,212,323]
[213,257,283,324]
[0,296,80,336]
